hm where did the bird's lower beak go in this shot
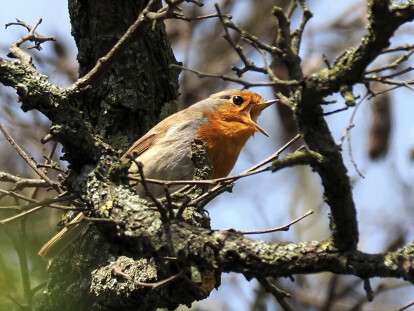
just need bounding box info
[252,122,270,137]
[247,99,278,137]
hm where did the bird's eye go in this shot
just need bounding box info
[232,95,244,106]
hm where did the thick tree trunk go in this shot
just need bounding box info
[36,1,182,310]
[68,0,179,156]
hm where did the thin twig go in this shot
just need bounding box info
[323,107,349,116]
[171,64,288,88]
[135,161,164,211]
[291,1,313,54]
[219,9,283,55]
[68,0,198,91]
[0,196,73,224]
[0,123,62,192]
[0,171,48,190]
[398,300,414,311]
[5,18,55,64]
[239,210,314,235]
[128,157,171,222]
[188,134,304,206]
[215,4,267,76]
[0,189,73,210]
[286,0,298,19]
[246,134,302,172]
[340,93,371,178]
[173,12,230,22]
[129,166,269,186]
[257,277,293,311]
[364,77,414,91]
[363,278,374,302]
[164,185,173,210]
[366,51,414,74]
[381,44,414,54]
[36,163,66,173]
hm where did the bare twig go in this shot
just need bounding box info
[127,157,172,223]
[257,277,293,311]
[172,12,230,22]
[0,188,72,209]
[5,18,55,64]
[0,123,62,192]
[170,64,286,88]
[398,300,414,311]
[291,0,313,54]
[0,171,48,190]
[323,106,350,116]
[238,210,314,235]
[246,134,302,172]
[273,6,292,53]
[381,44,414,54]
[366,51,414,74]
[188,135,308,206]
[363,278,374,302]
[36,163,66,173]
[370,66,414,80]
[163,185,173,210]
[135,161,164,210]
[339,93,371,178]
[0,196,73,225]
[219,9,283,55]
[365,76,414,91]
[214,4,267,77]
[286,0,298,19]
[348,282,409,311]
[68,0,156,90]
[68,0,202,91]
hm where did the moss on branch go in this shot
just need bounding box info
[0,58,108,167]
[308,0,414,94]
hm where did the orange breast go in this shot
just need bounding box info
[197,110,256,178]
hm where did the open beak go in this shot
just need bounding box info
[247,99,278,137]
[251,121,270,137]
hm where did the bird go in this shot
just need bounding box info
[121,89,276,196]
[38,89,276,258]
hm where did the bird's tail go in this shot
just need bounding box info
[38,212,90,259]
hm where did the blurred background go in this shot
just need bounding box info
[0,0,414,310]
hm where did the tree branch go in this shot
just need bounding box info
[308,0,414,95]
[294,0,414,251]
[0,171,48,190]
[0,59,107,166]
[73,178,414,310]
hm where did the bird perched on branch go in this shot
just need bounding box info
[38,89,276,258]
[121,89,276,196]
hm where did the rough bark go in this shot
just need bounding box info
[67,0,179,152]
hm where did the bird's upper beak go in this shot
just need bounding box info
[258,99,278,112]
[247,99,278,137]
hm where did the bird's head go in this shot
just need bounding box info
[207,89,277,137]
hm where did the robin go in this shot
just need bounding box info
[121,89,276,196]
[38,89,276,257]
